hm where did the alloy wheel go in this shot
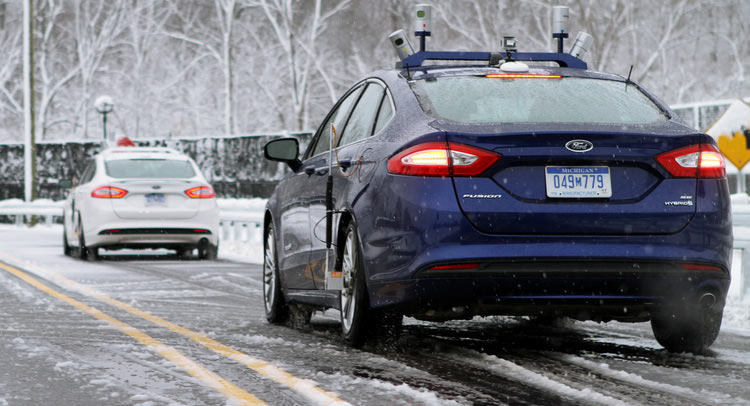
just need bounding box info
[341,229,357,334]
[263,228,276,313]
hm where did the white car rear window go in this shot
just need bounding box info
[105,159,196,179]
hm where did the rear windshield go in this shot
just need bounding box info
[412,76,668,125]
[105,159,196,179]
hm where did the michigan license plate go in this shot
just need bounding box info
[145,193,166,206]
[545,166,612,198]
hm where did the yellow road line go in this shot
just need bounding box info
[0,253,350,406]
[0,262,265,406]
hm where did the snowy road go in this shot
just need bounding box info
[1,227,749,405]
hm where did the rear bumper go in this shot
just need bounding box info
[368,260,730,320]
[359,175,732,317]
[86,220,219,249]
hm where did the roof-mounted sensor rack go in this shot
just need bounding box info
[396,51,587,70]
[390,4,591,71]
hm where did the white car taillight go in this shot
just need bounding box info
[91,186,128,198]
[185,186,215,199]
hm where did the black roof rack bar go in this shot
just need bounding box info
[399,51,587,70]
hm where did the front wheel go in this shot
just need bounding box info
[651,304,723,354]
[75,217,88,260]
[340,223,370,347]
[63,229,72,257]
[263,225,288,323]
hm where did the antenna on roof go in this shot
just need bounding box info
[551,6,569,53]
[625,65,634,90]
[414,4,432,52]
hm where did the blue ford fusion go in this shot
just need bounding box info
[263,53,731,352]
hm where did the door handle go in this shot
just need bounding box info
[315,167,329,176]
[304,166,316,175]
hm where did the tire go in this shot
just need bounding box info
[198,241,218,260]
[75,217,88,260]
[651,305,723,354]
[340,223,371,347]
[263,225,288,323]
[63,229,72,257]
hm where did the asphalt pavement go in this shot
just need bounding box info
[0,226,748,405]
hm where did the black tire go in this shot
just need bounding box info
[651,305,723,354]
[263,225,288,323]
[63,229,72,257]
[75,217,88,260]
[198,242,218,260]
[340,223,371,347]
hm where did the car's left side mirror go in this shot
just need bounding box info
[264,138,301,171]
[59,179,73,189]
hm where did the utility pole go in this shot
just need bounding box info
[23,0,37,203]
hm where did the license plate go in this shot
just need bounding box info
[545,166,612,198]
[145,193,166,206]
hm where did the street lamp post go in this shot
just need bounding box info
[94,95,114,141]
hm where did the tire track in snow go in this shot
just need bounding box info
[440,348,631,406]
[547,353,748,405]
[100,260,256,300]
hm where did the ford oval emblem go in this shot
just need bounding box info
[565,139,593,152]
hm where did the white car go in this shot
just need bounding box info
[62,147,220,260]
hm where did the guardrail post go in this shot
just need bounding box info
[253,222,262,243]
[233,221,241,242]
[743,247,750,301]
[15,214,23,226]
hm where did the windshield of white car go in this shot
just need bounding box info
[412,76,669,125]
[104,159,196,179]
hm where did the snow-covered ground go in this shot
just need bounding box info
[2,196,749,334]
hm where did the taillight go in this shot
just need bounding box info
[91,186,128,199]
[185,186,215,198]
[387,142,501,176]
[655,144,726,178]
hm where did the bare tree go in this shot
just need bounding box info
[70,0,128,139]
[257,0,351,130]
[1,0,748,143]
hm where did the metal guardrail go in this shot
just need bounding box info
[730,205,750,301]
[0,203,63,226]
[0,203,265,245]
[218,211,263,244]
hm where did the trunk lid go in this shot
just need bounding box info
[448,131,699,235]
[110,180,201,220]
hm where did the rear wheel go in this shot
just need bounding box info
[651,304,723,354]
[263,225,288,323]
[198,241,218,260]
